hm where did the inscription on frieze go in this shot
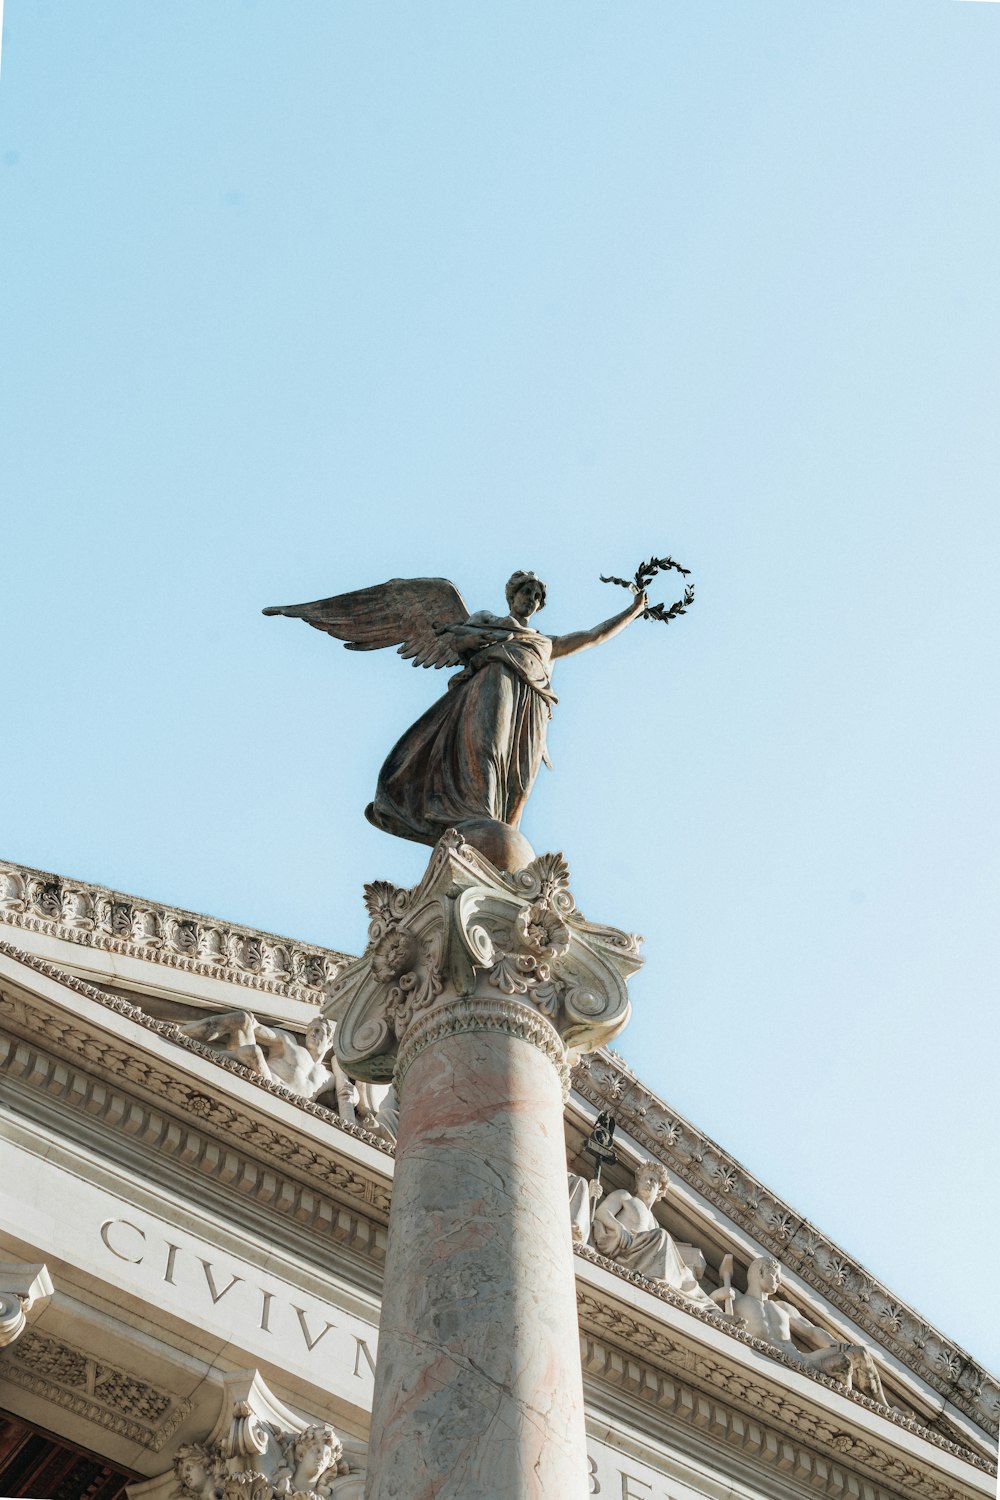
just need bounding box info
[98,1216,377,1382]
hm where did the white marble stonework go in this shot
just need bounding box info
[3,1132,380,1408]
[1,861,997,1500]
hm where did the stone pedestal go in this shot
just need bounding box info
[327,833,642,1500]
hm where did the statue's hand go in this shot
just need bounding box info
[632,590,648,617]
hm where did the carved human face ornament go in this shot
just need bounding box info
[750,1256,782,1297]
[635,1168,665,1206]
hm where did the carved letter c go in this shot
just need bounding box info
[100,1218,146,1264]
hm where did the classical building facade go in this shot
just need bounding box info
[0,856,996,1499]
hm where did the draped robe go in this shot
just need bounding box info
[366,614,556,847]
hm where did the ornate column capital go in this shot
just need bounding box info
[327,831,643,1082]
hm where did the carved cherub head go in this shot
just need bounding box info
[305,1016,336,1060]
[634,1160,671,1205]
[505,570,547,619]
[274,1422,347,1495]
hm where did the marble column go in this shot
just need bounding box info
[327,833,642,1500]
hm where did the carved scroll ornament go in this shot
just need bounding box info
[127,1370,364,1500]
[325,833,642,1084]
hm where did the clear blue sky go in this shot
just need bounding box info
[1,3,998,1374]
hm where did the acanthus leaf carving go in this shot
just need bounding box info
[328,834,642,1082]
[129,1370,363,1500]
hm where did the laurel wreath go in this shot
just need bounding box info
[599,554,695,625]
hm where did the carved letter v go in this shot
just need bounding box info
[200,1259,244,1303]
[294,1306,336,1351]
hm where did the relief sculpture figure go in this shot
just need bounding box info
[179,1011,357,1118]
[723,1255,889,1404]
[264,571,647,871]
[273,1421,349,1498]
[592,1161,719,1311]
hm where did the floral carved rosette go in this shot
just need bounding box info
[325,832,642,1082]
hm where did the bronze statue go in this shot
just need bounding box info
[264,571,647,870]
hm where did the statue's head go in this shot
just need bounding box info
[505,571,547,618]
[174,1442,219,1496]
[306,1016,336,1059]
[293,1421,343,1480]
[634,1159,671,1202]
[747,1255,782,1297]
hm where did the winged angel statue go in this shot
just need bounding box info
[264,571,646,871]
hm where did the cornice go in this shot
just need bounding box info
[0,944,393,1266]
[574,1050,1000,1442]
[0,940,392,1157]
[579,1318,985,1500]
[0,859,348,1007]
[574,1246,993,1478]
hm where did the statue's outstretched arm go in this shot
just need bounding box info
[549,592,647,660]
[263,577,470,669]
[783,1303,836,1351]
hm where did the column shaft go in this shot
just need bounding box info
[364,1001,587,1500]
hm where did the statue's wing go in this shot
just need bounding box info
[262,577,470,669]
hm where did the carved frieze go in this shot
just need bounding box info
[328,833,643,1083]
[0,942,392,1159]
[577,1281,995,1489]
[578,1318,987,1500]
[0,859,346,1005]
[0,1001,392,1233]
[0,1326,191,1450]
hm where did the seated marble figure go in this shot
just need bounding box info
[718,1255,889,1404]
[592,1160,718,1311]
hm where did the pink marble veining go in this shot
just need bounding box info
[364,1014,587,1499]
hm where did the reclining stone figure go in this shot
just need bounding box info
[179,1009,357,1119]
[719,1255,889,1403]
